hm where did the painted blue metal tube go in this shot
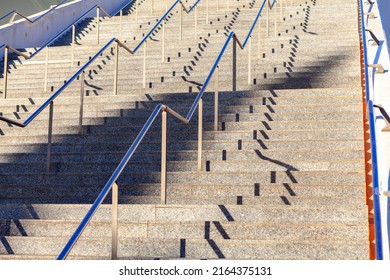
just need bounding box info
[111,0,136,17]
[131,0,203,53]
[368,100,384,260]
[29,4,98,59]
[24,38,117,126]
[57,104,165,260]
[133,0,181,53]
[2,3,97,59]
[2,0,200,128]
[57,0,267,260]
[242,0,267,48]
[30,0,135,59]
[186,32,235,120]
[0,0,69,23]
[359,0,383,260]
[189,0,202,13]
[31,0,69,22]
[0,10,16,22]
[271,0,277,9]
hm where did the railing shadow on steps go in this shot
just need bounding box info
[0,0,203,170]
[0,0,137,99]
[0,0,70,25]
[359,0,383,260]
[56,0,271,261]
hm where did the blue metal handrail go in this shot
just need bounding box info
[0,0,201,127]
[133,0,201,53]
[0,38,116,127]
[29,1,130,59]
[2,0,135,60]
[359,0,383,260]
[57,0,267,260]
[0,0,69,24]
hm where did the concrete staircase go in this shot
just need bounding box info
[0,0,369,259]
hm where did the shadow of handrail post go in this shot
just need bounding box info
[56,0,268,260]
[1,0,137,99]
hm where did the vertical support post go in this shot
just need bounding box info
[197,98,203,173]
[3,47,8,99]
[71,25,75,67]
[46,101,54,173]
[227,0,230,10]
[214,67,219,131]
[119,10,123,40]
[44,46,49,92]
[96,7,100,45]
[291,0,293,7]
[248,36,252,85]
[179,5,183,40]
[162,20,165,62]
[111,181,119,260]
[113,42,119,95]
[151,0,154,15]
[79,71,85,135]
[161,110,167,204]
[143,42,146,88]
[232,36,237,92]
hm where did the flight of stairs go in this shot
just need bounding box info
[0,0,369,259]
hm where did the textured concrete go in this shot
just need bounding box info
[0,0,370,260]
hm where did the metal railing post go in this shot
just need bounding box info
[79,71,85,135]
[161,110,167,204]
[143,42,146,88]
[214,66,219,131]
[3,47,8,99]
[113,42,119,95]
[232,37,237,92]
[46,101,54,173]
[44,46,49,92]
[197,98,203,172]
[96,7,100,45]
[248,36,252,85]
[111,181,119,260]
[71,25,75,67]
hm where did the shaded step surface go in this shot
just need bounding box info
[0,0,369,260]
